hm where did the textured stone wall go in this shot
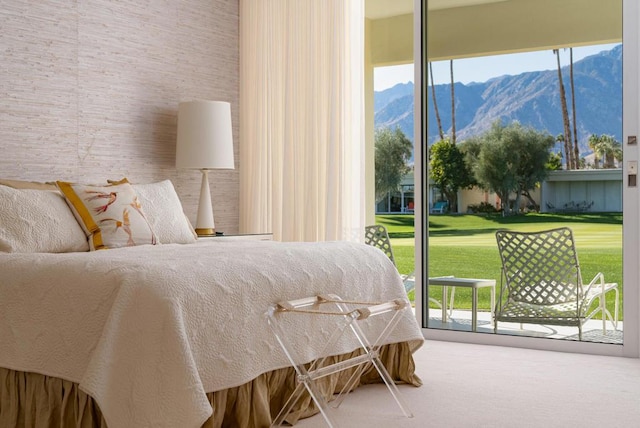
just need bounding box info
[0,0,240,233]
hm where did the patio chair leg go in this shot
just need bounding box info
[601,293,607,334]
[578,325,582,341]
[601,287,620,333]
[613,287,619,331]
[448,287,455,318]
[428,297,442,309]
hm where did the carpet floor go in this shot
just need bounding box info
[295,340,640,427]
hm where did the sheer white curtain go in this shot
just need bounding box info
[239,0,365,242]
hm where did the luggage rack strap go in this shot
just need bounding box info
[274,294,407,320]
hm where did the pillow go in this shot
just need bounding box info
[132,180,197,244]
[0,178,57,191]
[0,185,90,253]
[56,180,158,250]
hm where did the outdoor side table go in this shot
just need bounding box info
[428,277,496,332]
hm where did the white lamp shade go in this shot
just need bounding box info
[176,100,235,170]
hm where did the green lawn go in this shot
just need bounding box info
[377,213,623,319]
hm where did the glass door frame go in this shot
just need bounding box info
[412,0,639,358]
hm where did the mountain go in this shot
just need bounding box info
[374,81,413,112]
[374,45,623,157]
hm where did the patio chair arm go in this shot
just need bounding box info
[582,271,605,298]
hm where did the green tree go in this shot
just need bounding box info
[374,127,413,203]
[467,121,555,216]
[516,126,556,211]
[546,152,563,171]
[429,138,474,212]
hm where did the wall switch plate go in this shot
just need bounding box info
[629,160,638,174]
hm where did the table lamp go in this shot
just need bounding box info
[176,100,234,236]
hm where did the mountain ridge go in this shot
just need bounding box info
[374,45,623,157]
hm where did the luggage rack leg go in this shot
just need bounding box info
[266,294,414,427]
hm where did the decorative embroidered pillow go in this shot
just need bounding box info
[56,180,158,250]
[0,185,90,253]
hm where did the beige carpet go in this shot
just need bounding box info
[296,340,640,427]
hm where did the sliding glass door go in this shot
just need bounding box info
[415,0,638,356]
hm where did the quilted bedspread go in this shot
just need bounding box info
[0,240,423,428]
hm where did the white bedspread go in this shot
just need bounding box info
[0,240,423,428]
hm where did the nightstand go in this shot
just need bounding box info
[198,233,273,241]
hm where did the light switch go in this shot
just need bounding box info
[629,161,638,174]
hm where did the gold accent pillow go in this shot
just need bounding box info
[56,179,158,250]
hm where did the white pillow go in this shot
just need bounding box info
[133,180,197,244]
[0,185,89,253]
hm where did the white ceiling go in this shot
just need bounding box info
[365,0,511,19]
[368,0,621,63]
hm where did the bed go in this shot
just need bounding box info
[0,179,424,428]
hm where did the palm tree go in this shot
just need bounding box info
[429,62,444,141]
[590,134,622,168]
[569,48,580,169]
[588,134,601,168]
[598,135,622,168]
[554,49,573,169]
[450,60,456,145]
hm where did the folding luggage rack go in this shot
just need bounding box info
[266,294,414,427]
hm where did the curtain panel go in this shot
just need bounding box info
[239,0,365,242]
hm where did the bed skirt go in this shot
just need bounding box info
[0,341,421,428]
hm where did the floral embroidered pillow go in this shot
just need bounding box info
[56,180,158,250]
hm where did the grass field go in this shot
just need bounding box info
[377,213,623,318]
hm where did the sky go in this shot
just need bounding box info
[374,43,621,91]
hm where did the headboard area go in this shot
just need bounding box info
[0,0,240,234]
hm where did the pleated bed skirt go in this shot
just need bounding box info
[0,342,421,428]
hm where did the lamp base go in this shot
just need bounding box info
[195,169,216,236]
[195,227,215,237]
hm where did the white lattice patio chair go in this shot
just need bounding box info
[494,227,619,340]
[364,224,415,293]
[364,225,444,309]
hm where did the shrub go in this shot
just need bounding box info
[467,202,499,214]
